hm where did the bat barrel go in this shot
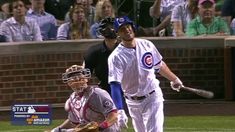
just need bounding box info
[181,86,214,99]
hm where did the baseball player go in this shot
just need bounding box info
[108,16,184,132]
[83,17,128,130]
[51,65,120,132]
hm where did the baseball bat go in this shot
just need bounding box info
[181,86,214,99]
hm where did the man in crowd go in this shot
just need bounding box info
[0,0,42,42]
[186,0,229,36]
[27,0,57,40]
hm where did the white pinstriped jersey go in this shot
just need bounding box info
[108,38,164,99]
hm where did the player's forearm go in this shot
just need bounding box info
[156,15,171,31]
[100,111,118,128]
[159,61,178,81]
[173,21,185,36]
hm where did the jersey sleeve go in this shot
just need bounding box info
[90,88,117,116]
[56,23,69,40]
[171,4,183,22]
[108,54,123,83]
[31,19,42,41]
[0,21,13,42]
[150,41,163,71]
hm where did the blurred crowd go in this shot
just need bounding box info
[0,0,234,42]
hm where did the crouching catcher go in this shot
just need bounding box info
[51,65,120,132]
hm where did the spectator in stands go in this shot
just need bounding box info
[221,0,235,26]
[148,0,185,36]
[57,4,91,40]
[0,0,42,42]
[171,0,198,36]
[81,0,96,26]
[27,0,57,40]
[0,0,10,25]
[231,18,235,35]
[44,0,73,26]
[90,0,115,38]
[65,0,96,26]
[186,0,229,37]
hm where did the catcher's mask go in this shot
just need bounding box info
[98,17,117,39]
[62,65,91,93]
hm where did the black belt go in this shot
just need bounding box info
[124,90,155,100]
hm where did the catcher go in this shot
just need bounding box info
[51,65,120,132]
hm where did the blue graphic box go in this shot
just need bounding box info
[11,104,52,125]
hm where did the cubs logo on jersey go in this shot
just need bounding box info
[142,52,153,69]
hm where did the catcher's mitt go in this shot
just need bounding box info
[74,121,99,132]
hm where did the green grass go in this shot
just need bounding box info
[1,116,235,132]
[165,116,235,132]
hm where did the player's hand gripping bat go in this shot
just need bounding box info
[180,86,214,99]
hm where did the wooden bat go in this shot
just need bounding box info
[181,86,214,99]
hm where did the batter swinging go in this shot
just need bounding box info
[108,16,184,132]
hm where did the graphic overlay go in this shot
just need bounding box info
[11,104,51,125]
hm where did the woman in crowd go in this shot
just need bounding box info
[57,4,91,40]
[65,0,96,26]
[90,0,115,38]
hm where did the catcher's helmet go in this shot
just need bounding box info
[114,16,136,32]
[62,65,91,83]
[62,65,91,93]
[98,17,117,39]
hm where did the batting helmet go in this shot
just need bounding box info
[62,65,91,83]
[98,17,117,39]
[114,16,136,32]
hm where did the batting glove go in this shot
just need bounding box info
[170,77,183,92]
[117,109,128,129]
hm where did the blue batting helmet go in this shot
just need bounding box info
[114,16,136,32]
